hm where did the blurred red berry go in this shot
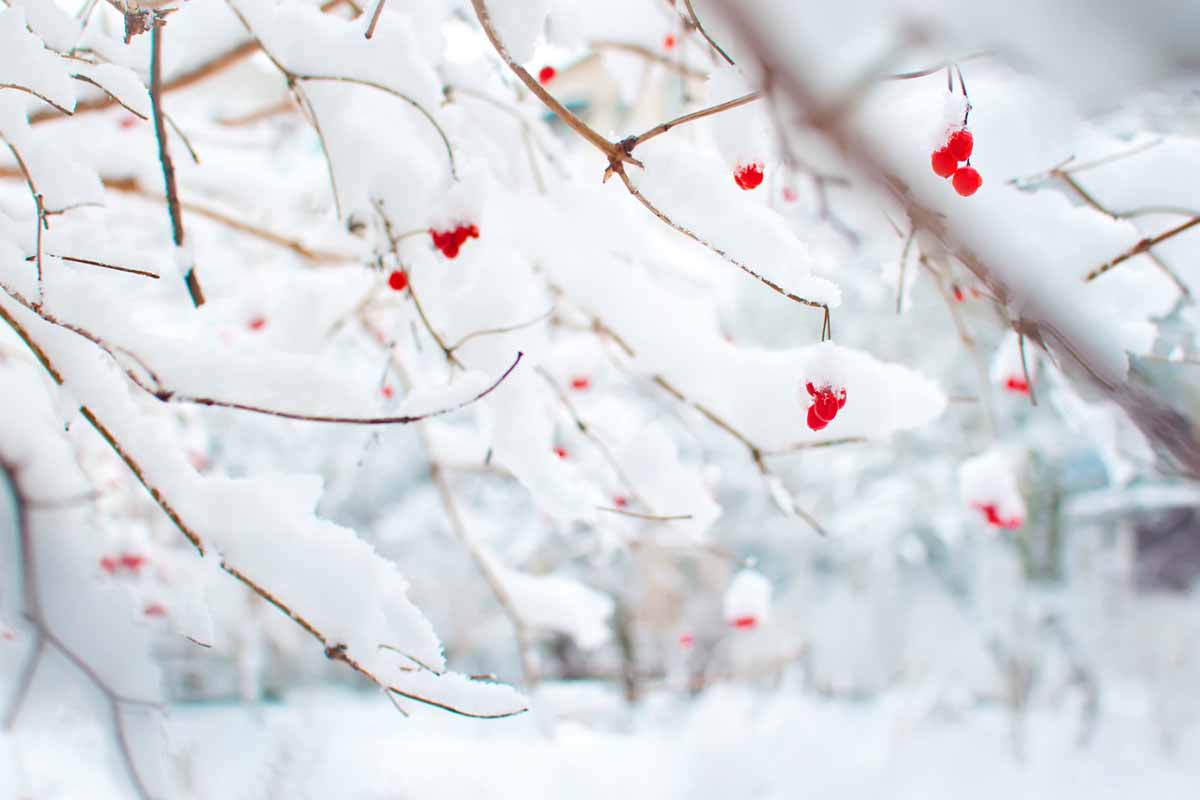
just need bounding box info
[663,34,676,50]
[570,376,590,391]
[247,315,267,332]
[731,615,758,629]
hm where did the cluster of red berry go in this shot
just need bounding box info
[805,381,847,431]
[931,128,982,196]
[100,552,146,576]
[734,161,764,191]
[429,224,480,259]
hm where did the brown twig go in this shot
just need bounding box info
[1084,215,1200,283]
[25,253,160,280]
[621,91,762,152]
[469,0,640,171]
[1046,170,1190,295]
[682,0,735,65]
[149,12,204,307]
[613,166,832,337]
[364,0,386,38]
[446,308,554,353]
[589,42,708,80]
[0,83,75,116]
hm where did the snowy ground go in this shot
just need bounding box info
[167,682,1199,800]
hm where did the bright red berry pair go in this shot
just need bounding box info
[931,128,982,196]
[805,381,847,431]
[100,552,147,576]
[1004,376,1030,395]
[734,162,764,191]
[429,224,480,259]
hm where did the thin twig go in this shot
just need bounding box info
[1018,332,1037,407]
[896,227,915,314]
[621,91,762,152]
[25,253,159,280]
[1085,216,1200,282]
[447,308,554,353]
[364,0,386,38]
[149,12,204,307]
[682,0,735,65]
[596,506,693,522]
[0,84,74,116]
[590,41,708,80]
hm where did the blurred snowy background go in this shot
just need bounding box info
[1,0,1200,797]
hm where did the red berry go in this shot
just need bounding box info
[813,389,840,422]
[679,633,694,649]
[247,315,267,332]
[1004,376,1030,395]
[947,128,973,161]
[931,147,957,178]
[837,388,847,410]
[144,603,167,617]
[731,615,758,629]
[100,556,118,575]
[613,495,628,508]
[119,115,138,130]
[805,381,817,398]
[553,447,568,460]
[430,223,480,259]
[973,502,1022,530]
[952,285,965,303]
[119,553,146,574]
[806,405,828,431]
[537,66,556,84]
[663,34,676,50]
[782,186,798,203]
[570,376,590,391]
[387,270,408,291]
[952,166,982,197]
[381,384,394,399]
[733,162,764,191]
